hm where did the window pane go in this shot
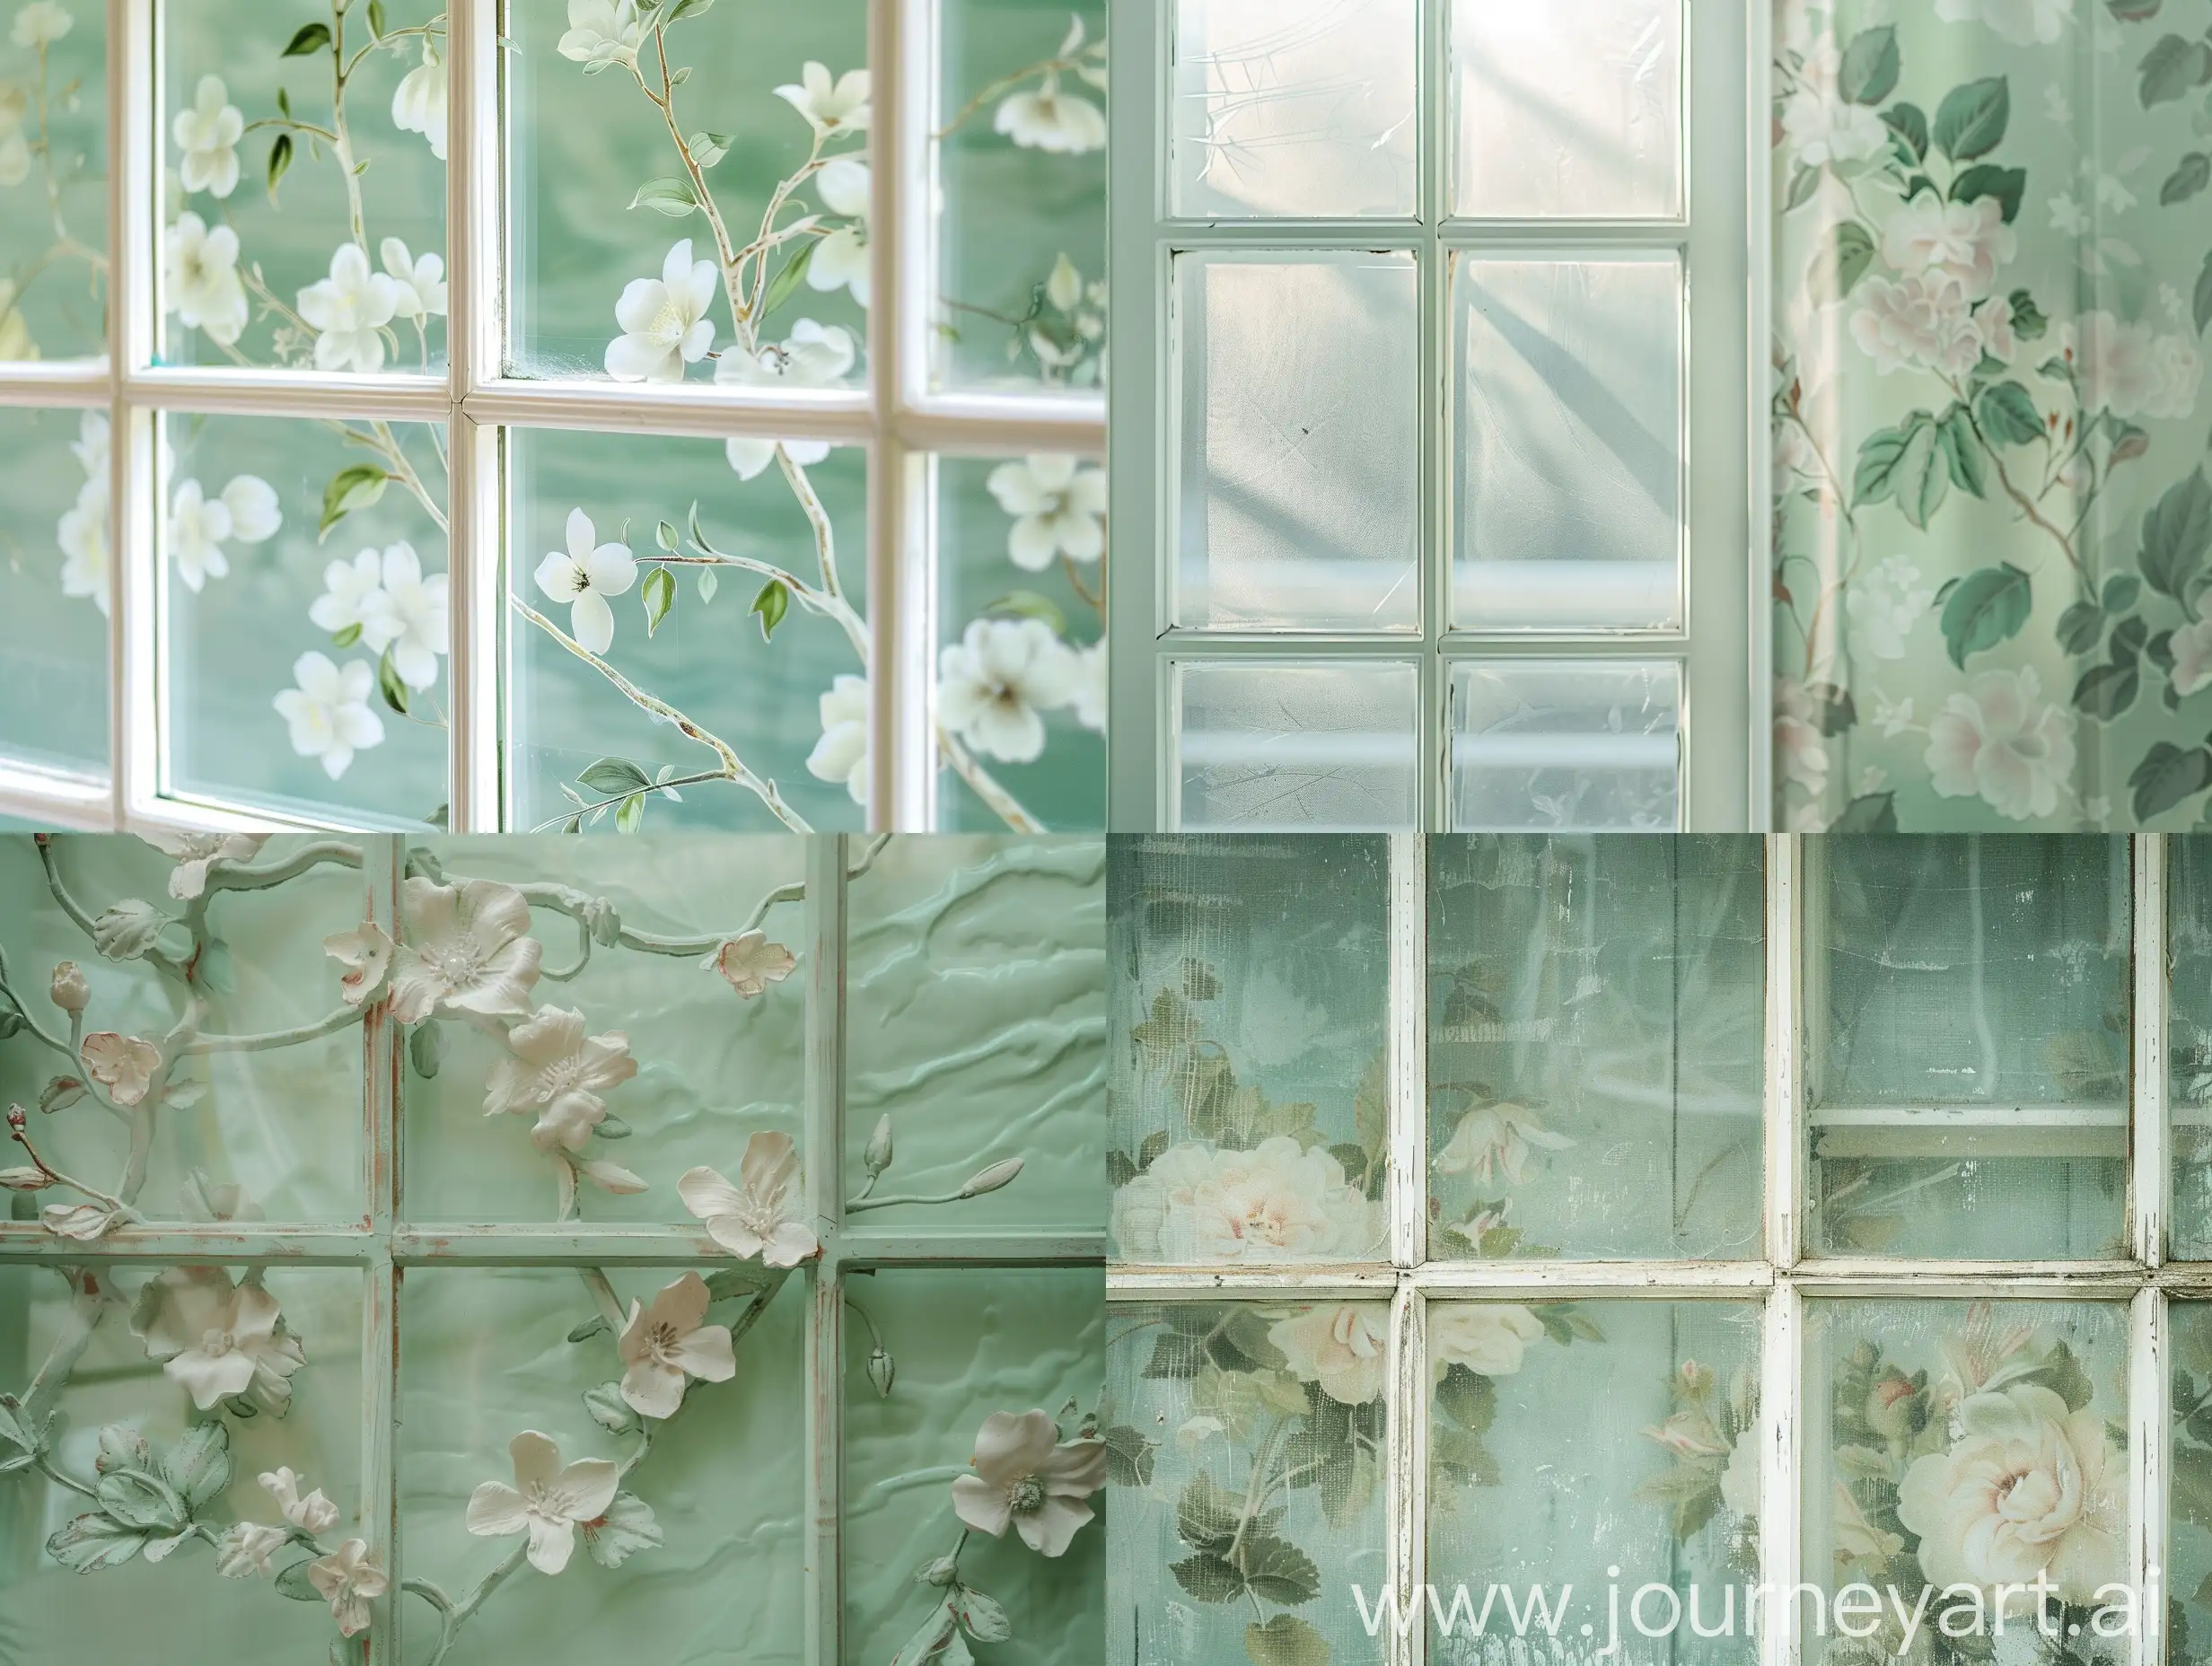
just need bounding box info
[933,0,1107,392]
[934,454,1105,831]
[2173,838,2212,1258]
[1109,835,1389,1265]
[162,1,445,373]
[1451,255,1682,631]
[1426,837,1765,1260]
[162,412,449,824]
[1174,251,1419,633]
[1169,0,1418,218]
[1450,0,1681,220]
[0,407,108,773]
[1176,659,1420,831]
[509,428,866,834]
[2172,1303,2212,1648]
[2,0,106,359]
[1428,1300,1760,1662]
[1806,836,2129,1259]
[1449,660,1681,830]
[508,0,865,386]
[1107,1301,1390,1666]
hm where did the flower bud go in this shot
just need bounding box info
[917,1555,960,1587]
[0,1166,49,1191]
[5,1103,26,1133]
[958,1157,1023,1198]
[863,1114,893,1179]
[867,1346,896,1399]
[48,961,88,1014]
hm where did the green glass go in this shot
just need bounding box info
[0,0,106,360]
[0,407,109,773]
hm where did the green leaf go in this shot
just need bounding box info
[329,619,364,649]
[1950,162,2025,223]
[981,589,1069,634]
[665,0,718,19]
[94,1469,186,1534]
[1854,412,1948,528]
[47,1511,150,1572]
[1142,1331,1205,1379]
[887,1600,960,1666]
[2106,574,2144,612]
[281,21,333,56]
[2074,659,2142,720]
[596,1112,631,1138]
[696,567,718,602]
[957,1589,1011,1644]
[1976,380,2045,447]
[1933,75,2010,161]
[367,0,389,37]
[2139,33,2212,107]
[2131,741,2212,820]
[1104,1423,1156,1489]
[2108,0,2162,16]
[1936,563,2033,669]
[1936,403,1988,497]
[1817,220,1877,301]
[628,177,699,216]
[267,132,293,202]
[1830,791,1900,833]
[1839,26,1900,105]
[759,240,817,322]
[159,1422,232,1511]
[614,793,646,834]
[319,464,389,539]
[408,1017,443,1079]
[1785,164,1820,211]
[642,565,675,637]
[1804,680,1857,736]
[1176,1473,1242,1554]
[2058,599,2108,656]
[2008,287,2048,341]
[274,1556,325,1600]
[0,1393,44,1460]
[2198,250,2212,336]
[1247,1615,1331,1666]
[2140,469,2212,601]
[584,1381,643,1435]
[2164,153,2212,206]
[567,1315,610,1344]
[751,578,790,642]
[687,130,733,167]
[1435,1363,1497,1434]
[378,650,410,715]
[583,1491,663,1568]
[654,518,678,552]
[1240,1531,1323,1606]
[1881,101,1928,162]
[578,758,652,796]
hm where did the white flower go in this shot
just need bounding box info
[163,213,247,345]
[298,243,400,374]
[534,508,636,653]
[807,673,870,802]
[1428,1304,1545,1378]
[69,408,106,478]
[388,875,542,1024]
[172,74,241,197]
[1850,272,1983,378]
[2049,193,2090,237]
[58,479,108,614]
[1880,197,2016,303]
[81,1030,160,1106]
[1926,665,2076,822]
[131,1266,305,1412]
[1845,556,1936,661]
[12,2,72,47]
[358,542,448,691]
[1111,1136,1382,1262]
[808,156,870,306]
[604,239,717,382]
[322,924,392,1007]
[1872,690,1918,738]
[557,0,643,70]
[380,237,447,321]
[1780,90,1887,171]
[2057,312,2202,422]
[308,1539,387,1636]
[145,830,267,899]
[168,478,247,591]
[1973,294,2019,366]
[391,35,447,160]
[259,1466,340,1534]
[710,930,797,997]
[1935,0,2067,46]
[467,1431,620,1575]
[484,1005,636,1153]
[994,74,1104,154]
[987,455,1105,571]
[936,618,1077,764]
[310,548,386,636]
[950,1410,1105,1557]
[775,62,870,136]
[215,1522,289,1579]
[679,1129,820,1267]
[221,474,280,542]
[1270,1304,1390,1404]
[1068,640,1104,733]
[618,1271,736,1418]
[2173,618,2212,699]
[1434,1102,1573,1186]
[717,319,856,476]
[274,653,385,779]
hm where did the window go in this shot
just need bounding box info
[1106,832,2209,1666]
[0,0,1106,836]
[1107,1,1756,832]
[0,831,1105,1662]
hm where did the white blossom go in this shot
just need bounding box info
[387,876,542,1024]
[322,924,392,1008]
[2056,311,2202,422]
[1849,272,1983,379]
[680,1129,819,1267]
[617,1271,736,1418]
[1434,1102,1574,1186]
[1112,1137,1382,1263]
[717,318,855,477]
[310,548,387,636]
[81,1030,159,1106]
[357,541,449,691]
[380,237,448,322]
[1068,640,1104,733]
[775,62,870,136]
[57,478,108,614]
[298,243,400,374]
[163,213,248,346]
[1845,556,1936,661]
[1780,89,1886,172]
[809,156,870,306]
[806,673,869,802]
[484,1005,636,1153]
[604,239,717,382]
[307,1539,387,1636]
[1270,1305,1391,1405]
[144,830,268,899]
[172,74,241,197]
[1879,197,2016,303]
[2172,618,2212,699]
[391,35,447,160]
[1429,1305,1545,1379]
[950,1410,1104,1557]
[1925,665,2076,822]
[12,2,72,48]
[221,474,281,542]
[534,507,636,654]
[274,653,384,779]
[215,1522,288,1579]
[994,74,1104,154]
[131,1266,306,1413]
[937,618,1078,764]
[259,1466,340,1535]
[710,930,796,997]
[986,454,1105,571]
[465,1430,620,1575]
[167,479,228,591]
[557,0,643,71]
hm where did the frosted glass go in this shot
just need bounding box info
[0,0,104,360]
[1452,256,1682,631]
[2172,1303,2212,1657]
[1176,659,1419,831]
[1426,837,1765,1260]
[1807,836,2129,1259]
[2172,840,2212,1258]
[1450,0,1682,219]
[1175,252,1419,632]
[1109,836,1390,1265]
[1450,660,1681,830]
[1170,0,1417,218]
[0,408,109,773]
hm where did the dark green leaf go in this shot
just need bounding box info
[2164,153,2211,206]
[1830,792,1900,833]
[377,650,410,715]
[641,565,675,636]
[1976,380,2045,447]
[2106,573,2143,612]
[1104,1424,1156,1489]
[1839,26,1899,105]
[751,578,790,642]
[2197,249,2212,336]
[2107,0,2161,17]
[408,1017,442,1079]
[267,132,293,202]
[568,1315,610,1344]
[2114,615,2150,660]
[2131,741,2212,820]
[665,0,718,19]
[578,758,653,796]
[1804,680,1857,737]
[319,465,390,539]
[1817,220,1877,301]
[1435,1363,1497,1434]
[2139,34,2212,107]
[1936,403,1988,497]
[1240,1532,1322,1606]
[367,0,389,37]
[1171,1552,1246,1604]
[1933,76,2010,161]
[1950,162,2025,223]
[759,240,816,322]
[628,178,698,216]
[1881,101,1928,162]
[1176,1474,1242,1555]
[1855,412,1948,528]
[1937,563,2033,669]
[281,22,333,56]
[2058,600,2108,656]
[2074,659,2141,720]
[2009,287,2048,341]
[2140,469,2212,601]
[1141,1331,1205,1379]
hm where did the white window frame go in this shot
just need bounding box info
[1104,0,1761,832]
[0,0,1105,837]
[1107,833,2195,1666]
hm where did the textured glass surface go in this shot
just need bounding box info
[1804,1299,2131,1661]
[0,407,108,772]
[1450,660,1681,831]
[510,428,866,835]
[1174,252,1419,633]
[0,833,364,1223]
[1428,1300,1760,1666]
[1107,1301,1389,1666]
[163,412,449,826]
[845,1268,1104,1666]
[1169,0,1417,218]
[1176,659,1419,831]
[934,455,1105,831]
[2172,840,2212,1258]
[1451,255,1682,631]
[161,0,445,372]
[398,1266,805,1664]
[847,837,1104,1232]
[0,0,105,360]
[2172,1303,2212,1663]
[1806,837,2129,1259]
[1426,837,1765,1260]
[1450,0,1681,220]
[1109,836,1389,1265]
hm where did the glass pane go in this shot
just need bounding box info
[845,837,1105,1232]
[1426,837,1765,1260]
[933,0,1107,392]
[1169,0,1417,218]
[0,833,365,1223]
[1,0,106,359]
[933,454,1105,831]
[509,428,866,834]
[1451,255,1682,631]
[1806,836,2129,1259]
[1428,1300,1760,1664]
[1805,1299,2132,1662]
[162,1,445,372]
[1450,660,1681,830]
[508,0,865,385]
[1107,1301,1390,1666]
[399,1266,805,1662]
[2172,1303,2212,1658]
[163,412,449,824]
[1174,251,1419,633]
[0,407,108,772]
[844,1268,1104,1666]
[2172,838,2212,1258]
[1109,835,1389,1265]
[1450,0,1681,219]
[1176,659,1419,831]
